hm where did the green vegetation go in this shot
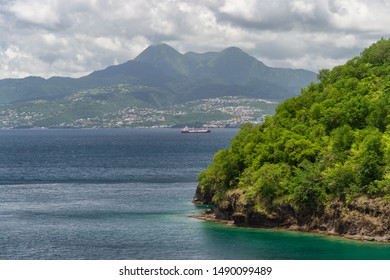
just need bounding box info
[197,38,390,223]
[0,94,276,128]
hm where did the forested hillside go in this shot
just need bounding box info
[0,44,316,105]
[195,38,390,241]
[0,44,315,128]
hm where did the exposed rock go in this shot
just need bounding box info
[194,187,390,242]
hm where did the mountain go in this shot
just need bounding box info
[0,44,316,105]
[0,44,317,128]
[194,38,390,242]
[134,43,190,76]
[134,44,317,101]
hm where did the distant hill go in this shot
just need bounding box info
[0,44,317,105]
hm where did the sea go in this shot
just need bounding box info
[1,128,390,260]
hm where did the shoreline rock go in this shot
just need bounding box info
[193,188,390,243]
[191,208,390,243]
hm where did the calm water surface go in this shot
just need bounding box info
[0,128,390,259]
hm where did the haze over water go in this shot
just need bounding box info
[0,128,390,260]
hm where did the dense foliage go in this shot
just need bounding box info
[198,38,390,217]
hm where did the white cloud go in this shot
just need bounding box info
[0,45,49,78]
[8,0,61,28]
[219,0,257,20]
[329,0,390,33]
[1,0,390,79]
[291,0,316,14]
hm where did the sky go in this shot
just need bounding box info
[1,0,390,79]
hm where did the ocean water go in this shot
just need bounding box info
[1,128,390,260]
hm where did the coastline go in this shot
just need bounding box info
[190,208,390,244]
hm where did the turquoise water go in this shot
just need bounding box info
[0,128,390,259]
[198,223,390,259]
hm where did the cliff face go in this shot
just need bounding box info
[194,187,390,242]
[194,39,390,242]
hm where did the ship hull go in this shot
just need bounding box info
[180,127,211,133]
[181,130,210,133]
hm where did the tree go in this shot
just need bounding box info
[357,130,384,187]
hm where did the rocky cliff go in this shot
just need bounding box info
[194,188,390,242]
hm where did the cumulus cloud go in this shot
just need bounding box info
[8,0,61,28]
[0,0,390,79]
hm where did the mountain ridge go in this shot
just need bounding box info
[0,44,316,105]
[0,44,317,128]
